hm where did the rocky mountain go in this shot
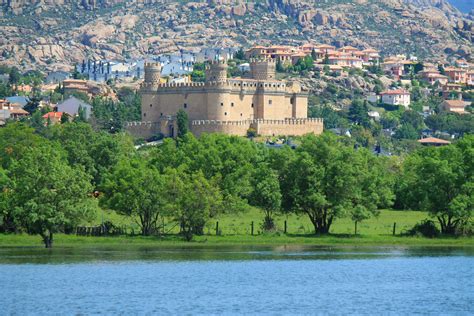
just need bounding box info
[0,0,472,72]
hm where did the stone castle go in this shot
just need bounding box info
[126,59,323,138]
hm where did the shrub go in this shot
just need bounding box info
[247,128,257,138]
[406,220,440,238]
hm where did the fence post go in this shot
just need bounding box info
[393,222,396,236]
[216,221,219,236]
[284,220,287,234]
[251,221,254,236]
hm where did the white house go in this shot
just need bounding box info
[380,89,411,108]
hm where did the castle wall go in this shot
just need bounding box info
[125,121,162,139]
[253,119,323,136]
[191,120,250,137]
[190,119,324,137]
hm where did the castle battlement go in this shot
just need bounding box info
[249,57,276,64]
[143,79,294,93]
[125,121,158,127]
[191,118,323,126]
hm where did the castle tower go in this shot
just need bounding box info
[144,62,161,86]
[205,60,228,83]
[250,58,276,81]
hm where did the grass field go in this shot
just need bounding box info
[1,209,473,248]
[92,208,431,236]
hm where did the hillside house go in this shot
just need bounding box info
[440,99,469,114]
[380,89,411,108]
[444,67,467,84]
[0,99,29,119]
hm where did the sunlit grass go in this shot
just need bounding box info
[1,209,472,248]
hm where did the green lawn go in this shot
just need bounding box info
[92,208,432,236]
[2,209,472,248]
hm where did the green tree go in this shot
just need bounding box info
[176,109,189,137]
[234,48,245,60]
[249,164,282,231]
[281,133,392,234]
[166,169,223,241]
[394,124,419,140]
[0,167,13,233]
[348,99,370,127]
[61,112,69,124]
[398,138,473,234]
[101,158,168,236]
[8,67,21,85]
[9,143,97,247]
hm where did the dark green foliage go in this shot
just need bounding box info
[397,136,473,235]
[7,141,97,247]
[8,67,21,84]
[92,91,141,133]
[234,48,246,61]
[280,133,394,234]
[425,113,474,135]
[394,124,419,140]
[406,220,440,238]
[308,105,348,129]
[249,164,281,231]
[101,158,168,236]
[176,109,189,137]
[348,99,371,127]
[246,128,257,138]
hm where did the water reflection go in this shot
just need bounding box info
[0,245,472,264]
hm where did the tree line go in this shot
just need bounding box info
[0,122,472,247]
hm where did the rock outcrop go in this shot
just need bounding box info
[0,0,472,71]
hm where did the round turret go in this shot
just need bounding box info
[205,60,228,83]
[144,62,162,85]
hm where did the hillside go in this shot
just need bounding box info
[0,0,473,71]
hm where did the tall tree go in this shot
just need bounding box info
[348,99,370,127]
[101,158,168,236]
[249,164,282,231]
[398,137,473,235]
[176,109,189,137]
[166,169,223,241]
[281,133,393,234]
[9,143,97,247]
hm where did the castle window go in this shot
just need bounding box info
[220,103,224,106]
[224,112,227,116]
[144,113,146,117]
[184,103,187,108]
[251,103,254,108]
[231,103,234,107]
[240,113,243,116]
[269,100,272,105]
[150,104,152,108]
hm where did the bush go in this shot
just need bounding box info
[406,220,440,238]
[247,128,257,138]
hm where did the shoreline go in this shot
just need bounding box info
[1,234,473,249]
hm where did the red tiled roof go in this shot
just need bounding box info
[43,112,63,119]
[418,137,451,144]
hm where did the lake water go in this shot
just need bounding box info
[0,246,473,315]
